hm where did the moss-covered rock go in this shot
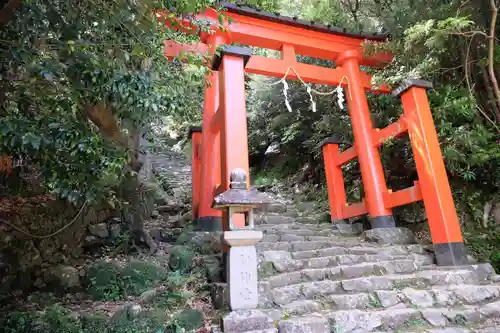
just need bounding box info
[169,245,194,273]
[84,260,166,300]
[174,309,204,331]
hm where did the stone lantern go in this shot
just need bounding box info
[212,168,274,311]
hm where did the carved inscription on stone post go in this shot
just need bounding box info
[227,245,258,310]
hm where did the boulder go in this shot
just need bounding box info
[44,265,81,289]
[88,223,109,238]
[362,227,416,245]
[109,224,121,240]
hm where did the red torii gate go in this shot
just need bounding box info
[159,2,467,266]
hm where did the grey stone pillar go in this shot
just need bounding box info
[223,230,263,310]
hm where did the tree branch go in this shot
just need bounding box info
[488,0,500,121]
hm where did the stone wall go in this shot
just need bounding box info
[0,198,119,291]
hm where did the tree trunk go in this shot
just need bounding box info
[122,126,157,253]
[85,101,156,252]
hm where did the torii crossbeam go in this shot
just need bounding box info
[159,2,467,268]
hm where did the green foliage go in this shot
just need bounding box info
[170,309,204,332]
[1,311,37,333]
[465,229,500,272]
[0,0,209,203]
[169,245,195,273]
[85,260,166,300]
[0,304,167,333]
[121,260,167,295]
[258,261,277,279]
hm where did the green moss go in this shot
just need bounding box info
[465,228,500,273]
[169,245,195,273]
[85,260,166,301]
[172,309,204,331]
[0,305,167,333]
[258,261,277,279]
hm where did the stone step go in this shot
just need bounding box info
[260,250,434,274]
[261,234,343,242]
[272,300,500,332]
[254,203,287,214]
[256,215,296,225]
[258,241,427,256]
[256,223,336,232]
[255,215,327,225]
[274,284,500,316]
[264,268,492,306]
[257,240,373,252]
[264,260,434,289]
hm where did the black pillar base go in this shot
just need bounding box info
[195,216,223,231]
[434,242,469,266]
[371,215,396,228]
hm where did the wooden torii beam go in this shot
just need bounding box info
[159,2,391,93]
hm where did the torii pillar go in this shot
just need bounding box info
[196,34,228,231]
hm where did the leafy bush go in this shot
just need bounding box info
[121,260,167,296]
[169,246,195,273]
[85,261,123,300]
[85,260,166,300]
[0,304,167,333]
[465,229,500,272]
[171,309,204,332]
[1,311,38,333]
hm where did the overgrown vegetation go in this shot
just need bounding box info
[2,0,500,328]
[85,260,166,300]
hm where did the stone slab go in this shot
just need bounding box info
[228,246,259,310]
[222,310,274,333]
[223,231,263,247]
[362,227,416,245]
[278,316,330,333]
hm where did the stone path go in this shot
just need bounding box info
[249,203,500,333]
[158,149,500,333]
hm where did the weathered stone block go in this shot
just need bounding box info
[268,271,302,288]
[341,276,394,292]
[432,289,457,307]
[281,234,305,242]
[401,288,435,308]
[301,280,342,298]
[421,309,449,326]
[44,265,80,289]
[362,227,415,245]
[327,293,370,310]
[379,308,421,330]
[301,267,335,282]
[374,290,400,308]
[278,316,330,333]
[271,285,303,305]
[306,257,331,269]
[88,223,109,238]
[282,300,322,315]
[340,263,377,279]
[222,310,274,333]
[258,281,273,308]
[262,234,280,242]
[326,310,382,333]
[451,285,500,304]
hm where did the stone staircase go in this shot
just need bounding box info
[246,204,500,333]
[156,148,500,332]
